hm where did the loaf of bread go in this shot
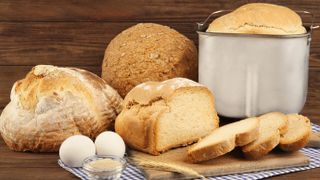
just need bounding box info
[0,65,122,152]
[102,23,198,97]
[187,117,259,163]
[279,114,311,152]
[115,78,219,155]
[242,112,288,159]
[207,3,306,35]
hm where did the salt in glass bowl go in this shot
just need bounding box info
[83,155,127,180]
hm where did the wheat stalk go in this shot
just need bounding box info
[129,156,206,179]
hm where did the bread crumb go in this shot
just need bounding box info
[149,53,160,59]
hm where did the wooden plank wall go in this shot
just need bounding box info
[0,0,319,119]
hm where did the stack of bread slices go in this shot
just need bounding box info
[188,112,311,163]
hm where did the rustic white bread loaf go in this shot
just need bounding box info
[207,3,306,35]
[187,117,259,163]
[115,78,219,155]
[0,65,122,152]
[102,23,198,97]
[279,114,311,152]
[242,112,288,159]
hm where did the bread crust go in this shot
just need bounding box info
[115,78,218,155]
[207,3,306,35]
[279,132,311,152]
[102,23,198,97]
[236,124,260,146]
[242,130,280,159]
[187,117,259,163]
[188,138,235,163]
[279,114,311,152]
[241,112,288,159]
[279,117,289,135]
[0,65,123,152]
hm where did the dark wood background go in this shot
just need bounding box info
[0,0,320,116]
[0,0,319,179]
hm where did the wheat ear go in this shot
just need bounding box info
[129,157,206,179]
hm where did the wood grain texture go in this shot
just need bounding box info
[0,167,77,180]
[0,0,319,67]
[0,22,197,66]
[271,169,320,180]
[0,0,320,179]
[0,22,319,66]
[0,0,319,22]
[130,147,309,179]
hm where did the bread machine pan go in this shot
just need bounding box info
[197,10,319,118]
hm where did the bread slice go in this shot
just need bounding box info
[115,78,219,155]
[279,114,311,152]
[187,117,259,163]
[242,112,288,159]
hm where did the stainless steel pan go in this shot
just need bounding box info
[197,10,319,118]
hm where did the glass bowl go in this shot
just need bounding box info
[83,155,127,180]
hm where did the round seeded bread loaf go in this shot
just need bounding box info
[207,3,306,35]
[102,23,198,97]
[0,65,123,152]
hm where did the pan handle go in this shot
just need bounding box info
[310,25,320,30]
[296,10,319,33]
[197,10,232,31]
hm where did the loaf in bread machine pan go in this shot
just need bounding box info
[197,10,318,118]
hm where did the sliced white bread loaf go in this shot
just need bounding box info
[115,78,219,155]
[279,114,311,152]
[242,112,288,159]
[187,117,259,163]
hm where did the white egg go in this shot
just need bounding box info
[59,135,95,167]
[95,131,126,158]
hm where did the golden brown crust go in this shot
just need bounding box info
[279,114,312,152]
[101,23,198,97]
[187,117,259,163]
[236,124,260,146]
[279,121,289,135]
[0,65,123,152]
[123,78,203,107]
[115,97,169,155]
[207,3,306,35]
[188,138,235,163]
[279,132,311,152]
[241,112,287,159]
[242,130,280,159]
[115,78,218,155]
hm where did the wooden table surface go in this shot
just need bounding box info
[0,0,319,179]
